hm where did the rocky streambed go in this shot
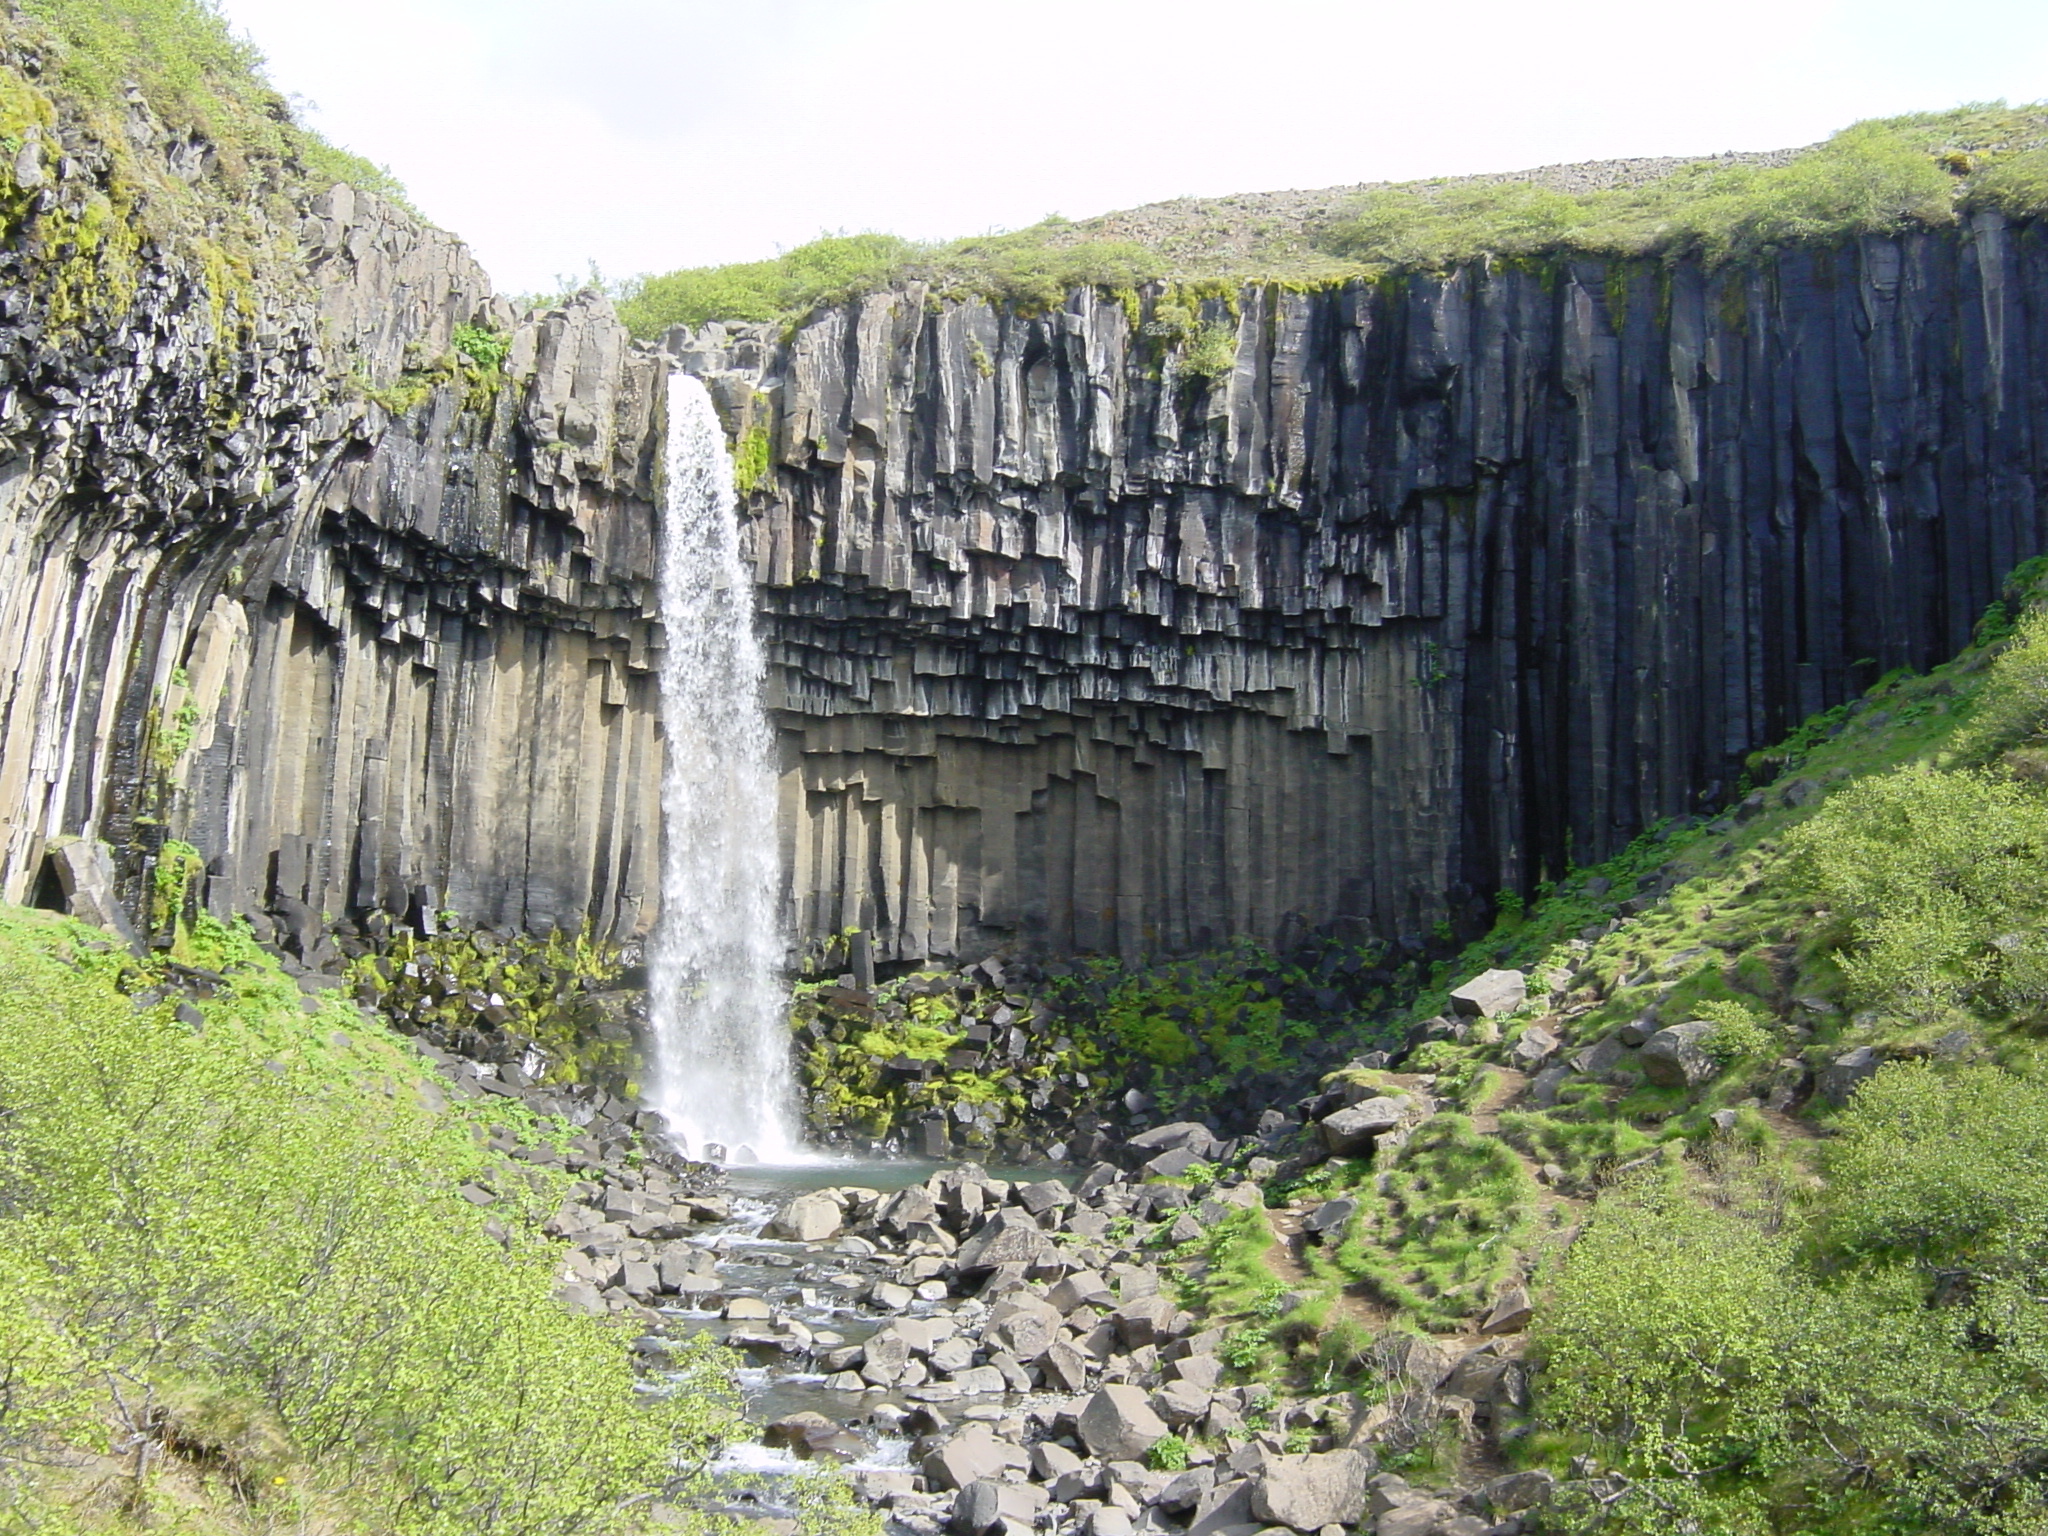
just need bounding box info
[400,971,1609,1536]
[500,1095,1565,1536]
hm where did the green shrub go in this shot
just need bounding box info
[1957,608,2048,758]
[1693,998,1778,1064]
[0,911,738,1530]
[1535,1178,1844,1527]
[18,0,414,208]
[1787,764,2048,1015]
[1147,1434,1190,1472]
[1319,109,2022,274]
[1539,1064,2048,1532]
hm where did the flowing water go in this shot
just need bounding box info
[648,372,801,1163]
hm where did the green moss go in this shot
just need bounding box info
[347,921,631,1087]
[1318,1113,1541,1330]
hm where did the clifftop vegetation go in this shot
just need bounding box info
[11,0,409,208]
[615,103,2048,338]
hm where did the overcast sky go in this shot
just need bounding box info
[211,0,2048,297]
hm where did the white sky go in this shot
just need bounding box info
[211,0,2048,297]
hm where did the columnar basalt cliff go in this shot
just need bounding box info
[679,216,2048,962]
[6,70,2047,966]
[0,84,668,940]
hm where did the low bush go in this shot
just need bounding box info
[0,910,738,1531]
[1537,1062,2048,1533]
[1787,764,2048,1016]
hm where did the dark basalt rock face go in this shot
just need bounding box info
[2,79,2042,965]
[0,91,668,939]
[680,216,2048,962]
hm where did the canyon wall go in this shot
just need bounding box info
[4,75,2045,964]
[0,85,669,940]
[683,216,2048,962]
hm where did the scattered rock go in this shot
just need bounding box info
[1639,1021,1719,1089]
[1449,970,1527,1018]
[1078,1384,1170,1461]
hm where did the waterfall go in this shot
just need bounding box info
[647,371,800,1163]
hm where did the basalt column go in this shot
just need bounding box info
[677,214,2048,964]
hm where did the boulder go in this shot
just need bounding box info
[1819,1045,1883,1106]
[985,1294,1063,1361]
[46,838,136,944]
[922,1423,1017,1490]
[1480,1468,1555,1514]
[953,1479,1047,1536]
[1377,1503,1458,1536]
[762,1411,854,1459]
[1507,1025,1560,1072]
[1126,1121,1220,1160]
[1015,1179,1074,1217]
[1151,1378,1212,1427]
[1479,1286,1533,1336]
[1448,969,1526,1018]
[1049,1269,1116,1312]
[1185,1479,1258,1536]
[1030,1440,1085,1482]
[1143,1145,1209,1180]
[771,1192,842,1242]
[1301,1196,1357,1236]
[1319,1097,1411,1156]
[1640,1021,1719,1089]
[1250,1449,1375,1531]
[1078,1384,1169,1461]
[954,1209,1057,1273]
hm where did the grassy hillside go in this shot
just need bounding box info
[616,103,2048,337]
[0,906,740,1533]
[1165,561,2048,1533]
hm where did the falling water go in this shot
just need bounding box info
[648,371,801,1163]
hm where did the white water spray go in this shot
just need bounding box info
[648,372,801,1163]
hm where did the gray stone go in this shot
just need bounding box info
[1819,1046,1883,1106]
[1479,1288,1531,1336]
[954,1210,1057,1273]
[1250,1450,1375,1531]
[1301,1197,1357,1236]
[1126,1122,1221,1159]
[46,838,136,944]
[1480,1469,1555,1514]
[1639,1021,1719,1089]
[1507,1025,1560,1072]
[1449,970,1527,1018]
[1319,1098,1412,1157]
[922,1424,1018,1490]
[985,1293,1063,1361]
[1376,1503,1458,1536]
[954,1479,1047,1535]
[1078,1384,1170,1461]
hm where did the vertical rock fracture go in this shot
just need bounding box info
[649,373,800,1161]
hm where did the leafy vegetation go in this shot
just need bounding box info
[1539,1065,2048,1533]
[0,906,737,1532]
[1318,1115,1540,1330]
[14,0,414,210]
[347,920,636,1089]
[1317,114,1980,271]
